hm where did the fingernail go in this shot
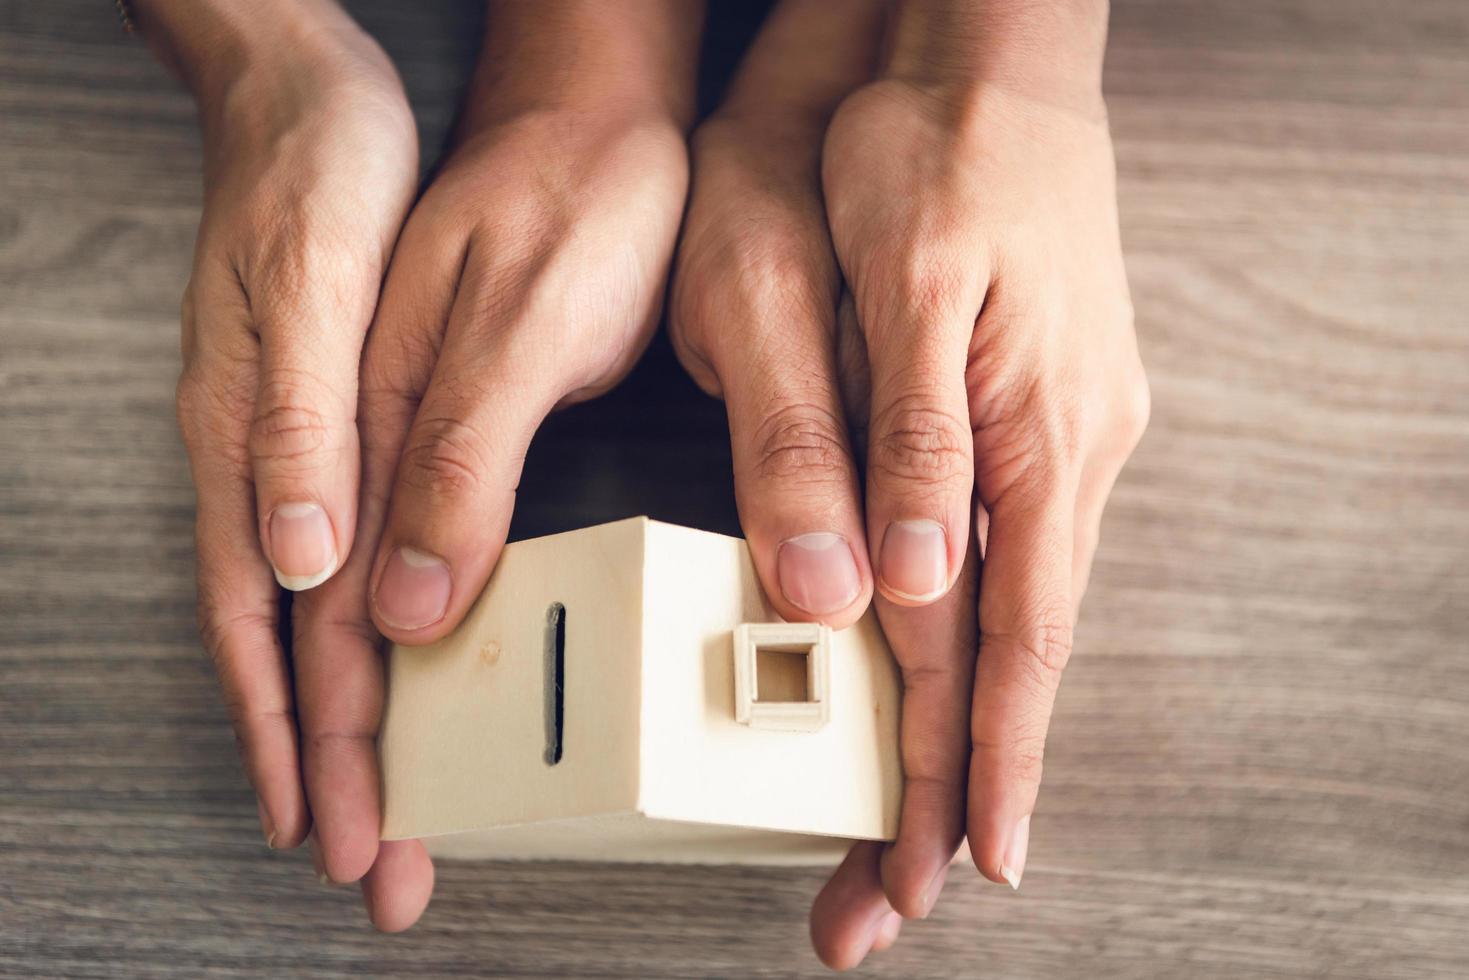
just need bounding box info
[374,547,452,631]
[918,864,949,918]
[877,519,949,602]
[268,502,338,591]
[256,796,277,849]
[309,833,332,886]
[777,532,862,615]
[872,911,903,952]
[1000,814,1031,890]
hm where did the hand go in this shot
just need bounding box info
[292,2,700,929]
[159,0,417,853]
[671,0,969,964]
[812,51,1151,969]
[675,0,1148,966]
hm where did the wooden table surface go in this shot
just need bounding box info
[3,1,1467,977]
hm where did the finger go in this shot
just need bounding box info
[176,285,308,850]
[859,289,976,607]
[968,465,1077,889]
[367,260,566,644]
[360,839,435,933]
[246,241,387,592]
[870,911,904,953]
[668,0,884,625]
[292,575,389,883]
[191,463,310,850]
[290,212,464,884]
[682,209,871,625]
[725,341,871,626]
[809,842,896,971]
[834,276,973,916]
[875,542,979,917]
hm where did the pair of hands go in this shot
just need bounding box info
[161,0,1147,968]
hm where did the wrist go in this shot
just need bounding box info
[458,0,703,134]
[131,0,369,107]
[713,0,884,139]
[884,0,1109,119]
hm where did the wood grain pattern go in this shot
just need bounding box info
[2,1,1467,977]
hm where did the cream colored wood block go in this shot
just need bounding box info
[379,517,902,865]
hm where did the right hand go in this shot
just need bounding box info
[164,0,417,853]
[293,1,700,930]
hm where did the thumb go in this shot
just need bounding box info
[366,284,569,645]
[246,255,380,592]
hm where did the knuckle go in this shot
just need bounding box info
[893,665,971,777]
[858,246,964,336]
[1116,370,1152,448]
[175,366,254,468]
[1025,412,1086,486]
[1014,376,1085,456]
[362,328,437,401]
[871,397,972,488]
[195,603,269,698]
[1022,620,1074,678]
[195,599,230,670]
[194,583,240,661]
[190,578,289,760]
[303,730,372,767]
[358,370,417,423]
[248,204,376,314]
[398,415,493,500]
[670,213,836,402]
[984,730,1048,788]
[975,381,1088,499]
[993,619,1074,690]
[249,377,334,465]
[749,403,852,487]
[174,370,210,441]
[674,221,831,352]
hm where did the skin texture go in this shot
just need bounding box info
[358,110,692,646]
[286,0,702,929]
[151,0,419,855]
[153,0,1146,966]
[152,0,701,931]
[306,60,697,928]
[675,0,1148,968]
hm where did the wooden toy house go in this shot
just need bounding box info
[379,518,901,865]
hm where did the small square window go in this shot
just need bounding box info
[756,648,810,703]
[733,623,831,731]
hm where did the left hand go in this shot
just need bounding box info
[155,0,419,861]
